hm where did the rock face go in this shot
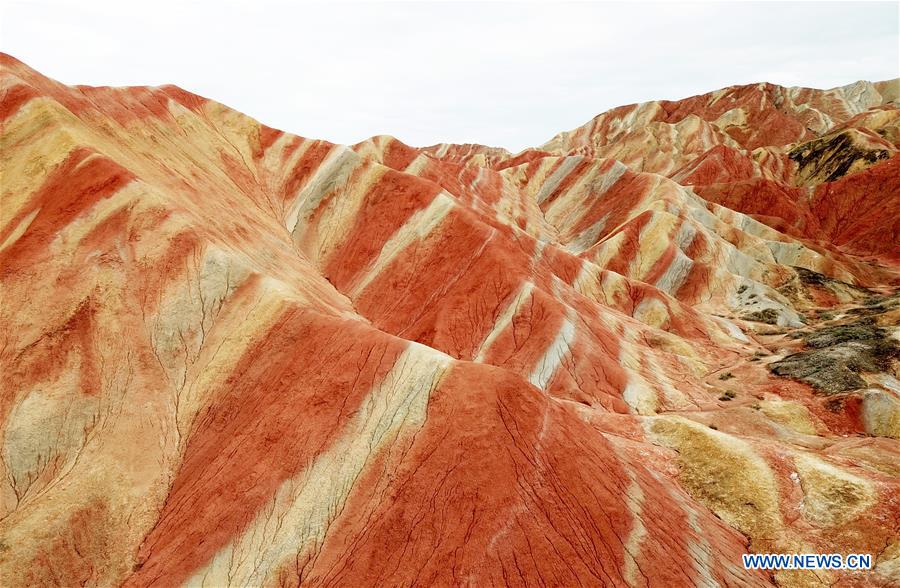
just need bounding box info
[0,54,898,587]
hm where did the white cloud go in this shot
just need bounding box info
[2,0,898,151]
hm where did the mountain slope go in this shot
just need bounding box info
[1,54,898,587]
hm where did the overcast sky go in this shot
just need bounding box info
[2,1,898,151]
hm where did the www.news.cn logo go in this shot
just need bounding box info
[743,553,872,570]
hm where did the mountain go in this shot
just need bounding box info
[1,53,898,587]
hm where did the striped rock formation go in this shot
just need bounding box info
[1,53,898,587]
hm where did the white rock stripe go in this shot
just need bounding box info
[473,281,535,362]
[535,156,583,204]
[349,191,456,298]
[184,342,452,587]
[284,145,358,235]
[528,307,577,391]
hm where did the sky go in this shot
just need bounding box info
[2,1,898,151]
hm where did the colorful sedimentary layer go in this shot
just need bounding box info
[1,53,898,587]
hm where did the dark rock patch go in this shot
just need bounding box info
[769,318,899,394]
[742,308,780,325]
[788,131,891,184]
[846,293,900,318]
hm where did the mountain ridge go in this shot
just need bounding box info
[1,53,898,587]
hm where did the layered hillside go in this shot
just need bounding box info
[1,54,898,587]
